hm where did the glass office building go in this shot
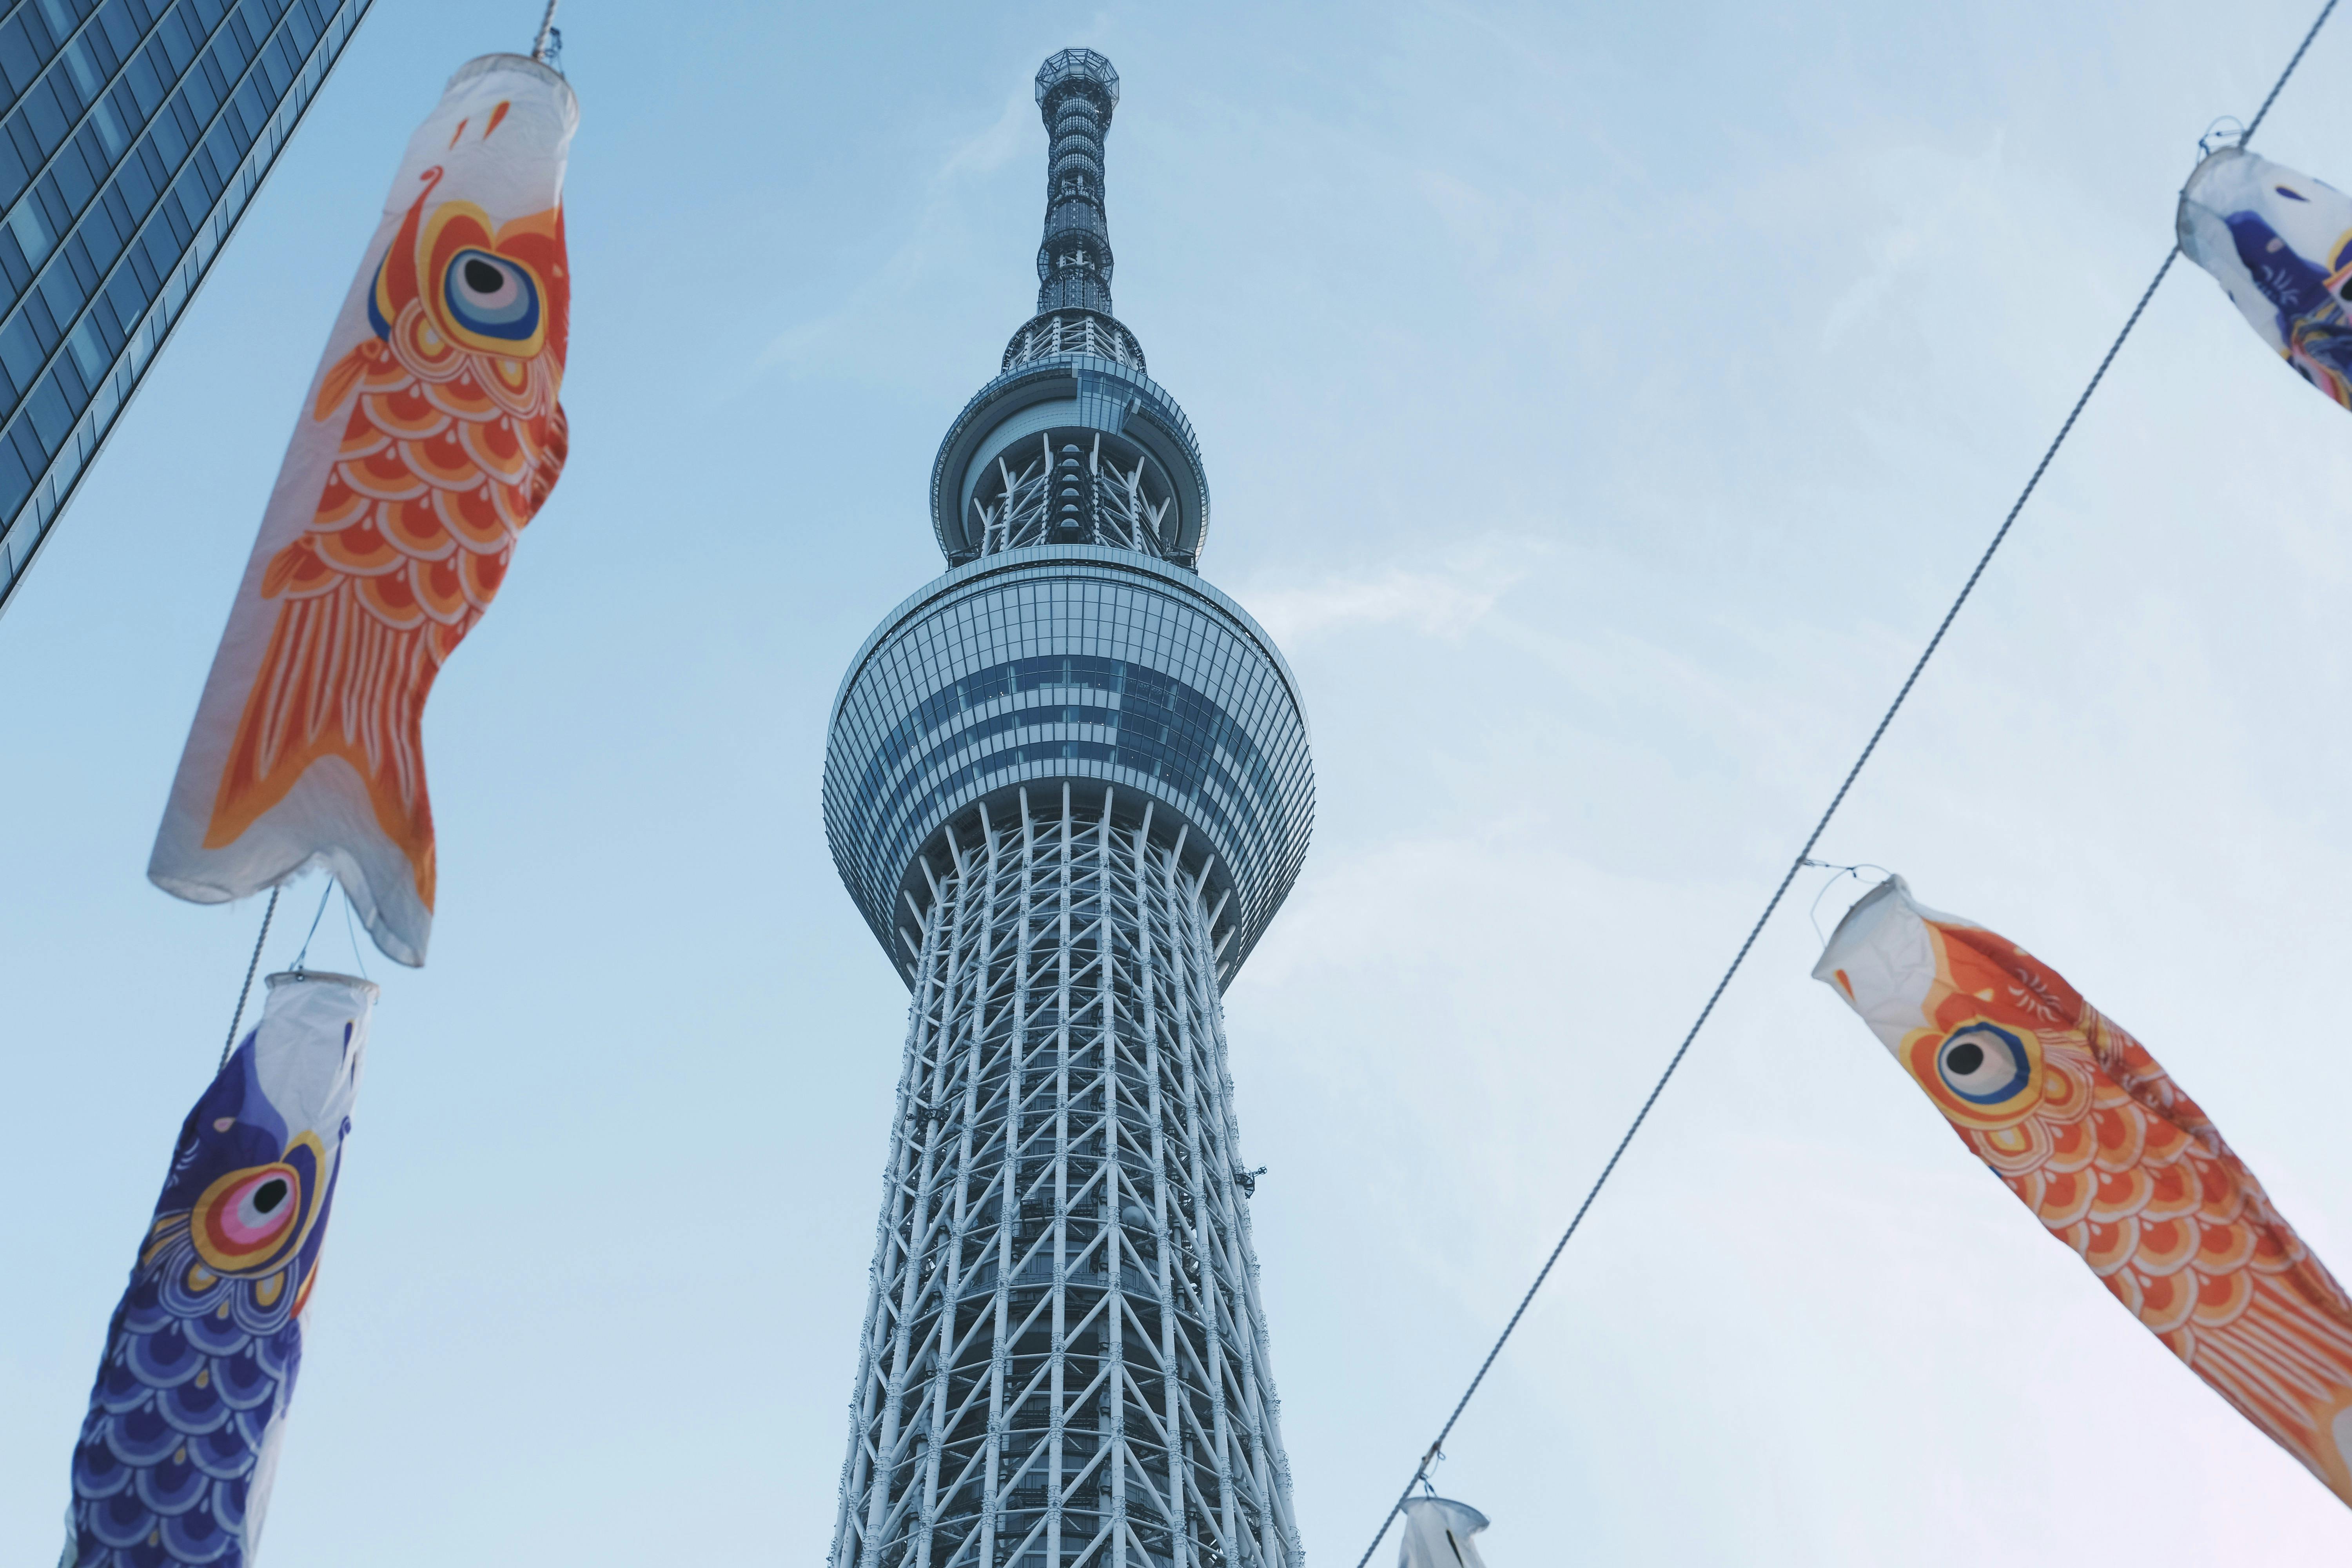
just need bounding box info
[822,50,1312,1568]
[0,0,373,611]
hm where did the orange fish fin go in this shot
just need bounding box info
[259,538,316,599]
[313,343,374,422]
[202,578,444,914]
[2186,1271,2352,1506]
[528,399,569,514]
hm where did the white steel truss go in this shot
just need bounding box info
[1001,311,1146,372]
[970,432,1175,559]
[831,786,1300,1568]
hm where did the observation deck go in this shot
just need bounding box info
[824,544,1312,986]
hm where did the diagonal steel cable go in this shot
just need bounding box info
[2247,0,2337,140]
[1348,5,2336,1560]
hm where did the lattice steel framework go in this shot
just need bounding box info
[1001,310,1143,373]
[827,49,1309,1568]
[832,789,1299,1568]
[1033,47,1116,317]
[971,431,1174,559]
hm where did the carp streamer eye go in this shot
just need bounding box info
[442,247,540,342]
[1935,1023,2034,1106]
[191,1161,305,1274]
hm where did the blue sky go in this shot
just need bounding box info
[7,0,2352,1560]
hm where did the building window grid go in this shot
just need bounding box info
[828,554,1306,768]
[826,586,1314,979]
[844,615,1296,821]
[862,708,1287,896]
[0,0,370,601]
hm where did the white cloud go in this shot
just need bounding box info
[939,85,1036,180]
[1237,547,1533,646]
[759,83,1038,383]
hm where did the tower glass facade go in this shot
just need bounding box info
[0,0,373,611]
[824,50,1311,1568]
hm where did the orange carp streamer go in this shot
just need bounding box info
[1816,878,2352,1508]
[150,54,577,965]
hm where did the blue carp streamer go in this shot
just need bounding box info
[2180,145,2352,410]
[64,971,372,1568]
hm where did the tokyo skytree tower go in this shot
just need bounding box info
[821,47,1315,1568]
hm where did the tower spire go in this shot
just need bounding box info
[1033,48,1120,316]
[935,49,1205,566]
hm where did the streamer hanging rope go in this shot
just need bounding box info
[291,877,335,971]
[216,886,280,1072]
[1348,6,2339,1561]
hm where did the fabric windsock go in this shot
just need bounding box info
[1398,1496,1492,1568]
[2178,144,2352,413]
[148,54,578,966]
[1814,877,2352,1508]
[62,971,374,1568]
